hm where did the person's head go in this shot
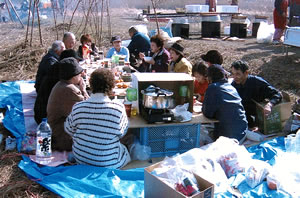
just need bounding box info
[59,57,83,84]
[192,62,208,84]
[128,26,138,38]
[63,32,76,49]
[51,40,65,56]
[169,42,184,62]
[59,49,83,61]
[80,34,92,47]
[207,64,227,83]
[150,34,164,53]
[89,68,115,95]
[111,36,122,51]
[231,60,249,85]
[201,50,223,66]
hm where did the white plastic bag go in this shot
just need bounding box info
[129,139,151,161]
[257,22,275,44]
[268,153,300,196]
[171,103,192,122]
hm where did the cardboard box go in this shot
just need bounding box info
[131,73,194,113]
[145,162,214,198]
[255,92,292,134]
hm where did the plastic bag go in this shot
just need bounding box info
[205,137,253,178]
[151,156,200,196]
[256,22,274,43]
[199,125,213,146]
[5,136,16,150]
[21,131,36,152]
[267,153,300,196]
[283,113,300,134]
[245,159,271,188]
[129,139,151,161]
[171,103,192,122]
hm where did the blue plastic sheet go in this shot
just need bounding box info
[238,137,291,198]
[19,156,145,198]
[0,81,27,151]
[18,137,290,197]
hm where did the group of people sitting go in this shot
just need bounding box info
[33,28,282,169]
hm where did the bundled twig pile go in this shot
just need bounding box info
[0,42,46,81]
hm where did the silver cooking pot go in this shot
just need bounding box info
[141,85,175,109]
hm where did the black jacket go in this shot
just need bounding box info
[35,50,59,92]
[34,62,60,124]
[232,75,282,126]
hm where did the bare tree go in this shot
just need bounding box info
[150,0,165,35]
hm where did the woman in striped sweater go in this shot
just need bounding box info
[64,68,131,168]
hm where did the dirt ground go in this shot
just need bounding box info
[0,6,299,197]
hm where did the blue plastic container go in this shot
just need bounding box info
[138,124,201,158]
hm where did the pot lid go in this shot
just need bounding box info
[141,85,173,96]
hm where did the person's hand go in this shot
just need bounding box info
[282,12,286,18]
[79,77,86,92]
[264,102,273,116]
[139,52,145,60]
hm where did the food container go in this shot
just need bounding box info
[144,57,152,62]
[141,85,175,109]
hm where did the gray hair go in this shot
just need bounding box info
[51,40,64,52]
[63,32,75,42]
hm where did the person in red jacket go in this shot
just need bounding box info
[192,62,209,102]
[273,0,288,44]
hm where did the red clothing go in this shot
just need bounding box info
[194,80,209,102]
[273,0,288,29]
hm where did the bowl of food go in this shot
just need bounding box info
[121,73,132,82]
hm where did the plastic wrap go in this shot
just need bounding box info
[245,159,271,188]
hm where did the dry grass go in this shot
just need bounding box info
[0,4,299,197]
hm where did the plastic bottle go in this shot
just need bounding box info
[111,51,119,68]
[36,118,52,165]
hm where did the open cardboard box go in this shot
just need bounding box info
[255,92,292,134]
[132,73,194,114]
[144,162,214,198]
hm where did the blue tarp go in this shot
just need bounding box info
[18,137,291,198]
[0,81,28,151]
[19,156,145,198]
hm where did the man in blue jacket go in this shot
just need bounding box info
[202,64,247,143]
[231,60,282,128]
[127,26,151,71]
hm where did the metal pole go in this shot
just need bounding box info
[7,0,25,28]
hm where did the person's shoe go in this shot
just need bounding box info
[272,40,280,45]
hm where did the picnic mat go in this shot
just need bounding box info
[18,137,291,198]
